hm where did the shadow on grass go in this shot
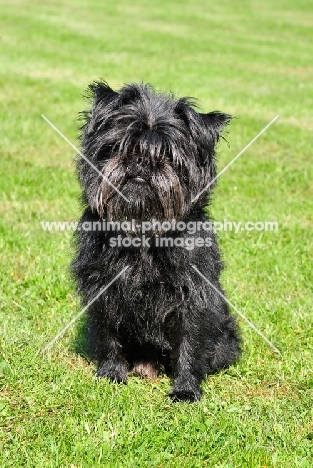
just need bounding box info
[69,314,93,362]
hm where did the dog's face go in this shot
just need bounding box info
[78,82,231,223]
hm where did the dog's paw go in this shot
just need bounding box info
[168,387,201,403]
[97,360,128,384]
[169,374,202,402]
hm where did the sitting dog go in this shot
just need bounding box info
[72,81,241,402]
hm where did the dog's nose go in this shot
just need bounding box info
[135,155,147,167]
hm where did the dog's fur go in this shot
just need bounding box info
[72,81,241,402]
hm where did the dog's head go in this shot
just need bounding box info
[78,81,231,222]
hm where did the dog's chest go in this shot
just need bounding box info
[117,279,183,347]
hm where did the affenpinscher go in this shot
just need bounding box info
[72,81,241,402]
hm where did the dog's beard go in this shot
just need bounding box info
[93,158,185,232]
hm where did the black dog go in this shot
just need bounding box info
[72,81,241,402]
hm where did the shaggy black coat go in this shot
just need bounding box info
[72,82,241,402]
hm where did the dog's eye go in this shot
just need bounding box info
[96,146,114,161]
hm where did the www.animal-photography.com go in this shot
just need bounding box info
[1,1,312,467]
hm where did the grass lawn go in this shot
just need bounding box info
[0,0,312,466]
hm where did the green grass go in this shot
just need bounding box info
[1,0,312,466]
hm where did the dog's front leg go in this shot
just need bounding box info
[168,326,204,402]
[96,339,128,384]
[88,317,128,383]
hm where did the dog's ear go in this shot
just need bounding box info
[88,81,118,106]
[195,111,232,182]
[83,81,118,134]
[197,111,232,164]
[176,100,232,167]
